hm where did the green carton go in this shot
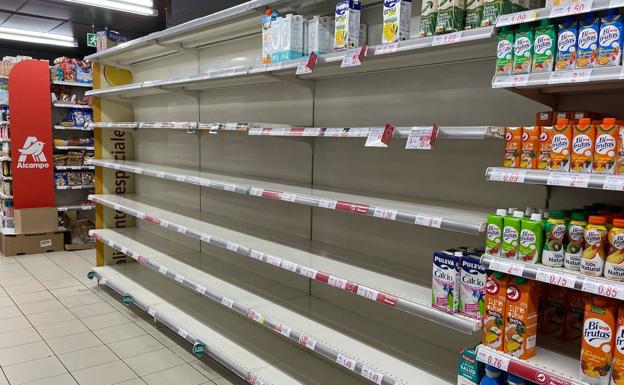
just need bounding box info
[419,0,438,37]
[435,0,465,34]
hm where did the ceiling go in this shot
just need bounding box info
[0,0,168,60]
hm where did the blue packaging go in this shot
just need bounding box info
[555,17,578,71]
[597,9,624,67]
[577,13,600,69]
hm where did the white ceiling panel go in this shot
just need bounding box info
[20,0,73,20]
[1,14,63,32]
[47,20,74,36]
[0,0,27,12]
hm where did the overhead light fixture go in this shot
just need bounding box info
[0,27,77,47]
[62,0,158,16]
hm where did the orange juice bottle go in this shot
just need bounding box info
[504,127,522,168]
[550,119,572,171]
[594,118,620,174]
[612,304,624,385]
[539,126,554,170]
[520,126,540,169]
[616,124,624,175]
[565,290,592,342]
[581,216,609,277]
[504,277,539,359]
[483,272,508,351]
[580,296,616,385]
[542,285,567,338]
[571,118,596,172]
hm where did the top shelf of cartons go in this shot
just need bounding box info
[496,0,624,27]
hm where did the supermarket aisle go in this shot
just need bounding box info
[0,250,245,385]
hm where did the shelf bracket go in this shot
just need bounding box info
[266,73,314,92]
[156,41,200,60]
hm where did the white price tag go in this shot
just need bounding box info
[432,31,462,46]
[303,127,322,136]
[226,242,238,252]
[319,199,337,209]
[248,310,264,324]
[223,184,236,192]
[582,279,621,299]
[361,366,384,385]
[154,171,166,179]
[174,274,184,283]
[249,187,264,196]
[224,122,238,131]
[281,260,298,272]
[549,0,593,17]
[221,297,234,308]
[176,226,186,234]
[536,268,577,289]
[299,266,318,279]
[336,353,357,371]
[298,335,317,351]
[496,10,538,26]
[147,307,156,317]
[549,69,593,84]
[281,192,297,203]
[158,266,168,275]
[405,126,437,150]
[489,169,527,183]
[324,128,344,137]
[266,255,282,266]
[374,42,399,55]
[491,74,530,88]
[178,329,188,339]
[356,286,379,301]
[268,127,287,136]
[113,204,121,212]
[373,208,398,220]
[99,277,108,285]
[160,220,170,228]
[248,127,262,135]
[415,214,443,228]
[547,172,590,188]
[175,175,186,182]
[489,259,526,276]
[341,45,367,68]
[250,250,264,260]
[476,349,510,371]
[275,324,291,337]
[296,52,317,75]
[603,176,624,191]
[611,0,624,7]
[195,285,207,294]
[200,234,212,243]
[119,246,128,255]
[328,275,348,289]
[365,125,394,148]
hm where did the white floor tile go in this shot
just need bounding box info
[58,345,118,372]
[18,299,65,315]
[107,335,165,360]
[3,356,67,385]
[50,286,92,299]
[58,293,103,308]
[0,275,38,288]
[123,348,184,376]
[142,363,208,385]
[69,302,117,319]
[0,328,42,349]
[43,278,84,290]
[36,319,89,339]
[4,282,46,296]
[27,309,76,327]
[0,340,54,366]
[11,291,55,305]
[189,360,222,380]
[0,316,32,333]
[22,373,78,385]
[92,323,146,344]
[71,360,137,385]
[81,311,131,331]
[0,305,23,320]
[46,332,103,355]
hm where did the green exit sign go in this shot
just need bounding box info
[87,33,97,47]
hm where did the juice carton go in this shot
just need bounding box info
[457,348,484,385]
[571,118,596,173]
[262,10,276,64]
[542,285,567,338]
[580,297,616,385]
[486,209,507,256]
[536,111,554,126]
[513,24,534,75]
[565,212,587,271]
[419,0,438,37]
[504,277,539,359]
[464,0,483,30]
[581,216,608,277]
[597,10,624,67]
[502,210,524,259]
[504,126,522,167]
[617,125,624,175]
[565,291,591,341]
[495,27,514,76]
[334,0,361,51]
[269,16,282,63]
[279,14,304,61]
[612,305,624,385]
[483,272,508,351]
[532,20,557,73]
[556,111,573,122]
[606,218,624,281]
[382,0,412,44]
[555,17,579,71]
[520,126,540,169]
[432,251,461,314]
[305,16,334,55]
[543,210,567,267]
[594,118,620,174]
[549,119,572,171]
[459,255,486,320]
[519,213,544,263]
[435,0,465,34]
[577,13,600,69]
[539,126,554,170]
[481,0,511,27]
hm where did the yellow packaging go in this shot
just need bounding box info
[580,297,616,384]
[606,219,624,281]
[382,0,412,44]
[520,126,540,169]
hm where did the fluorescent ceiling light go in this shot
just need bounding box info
[0,27,77,47]
[62,0,158,16]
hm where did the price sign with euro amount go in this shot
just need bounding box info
[341,45,367,68]
[405,125,438,150]
[296,52,317,75]
[489,169,526,183]
[549,0,593,18]
[492,74,530,88]
[432,31,462,46]
[496,10,537,26]
[476,348,510,371]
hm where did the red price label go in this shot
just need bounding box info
[536,269,576,289]
[296,52,317,75]
[550,0,592,17]
[476,348,510,371]
[583,279,620,299]
[341,45,367,68]
[490,169,526,183]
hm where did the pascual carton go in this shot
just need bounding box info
[549,119,572,171]
[580,297,615,385]
[305,16,334,55]
[334,0,361,51]
[432,251,461,314]
[571,118,595,173]
[594,118,620,174]
[382,0,412,44]
[459,255,486,320]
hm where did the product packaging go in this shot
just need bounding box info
[279,14,304,61]
[597,9,624,67]
[577,13,600,69]
[571,118,595,173]
[564,213,587,271]
[549,119,572,171]
[502,210,524,259]
[495,27,514,76]
[606,219,624,281]
[464,0,483,30]
[485,209,507,256]
[419,0,438,37]
[504,277,539,359]
[435,0,465,34]
[483,272,508,351]
[539,126,554,170]
[536,111,554,126]
[532,20,557,73]
[481,0,511,27]
[432,251,461,314]
[262,10,276,64]
[459,255,486,320]
[594,118,620,174]
[334,0,361,51]
[581,215,608,277]
[520,126,540,169]
[542,210,567,267]
[382,0,412,44]
[519,213,544,263]
[305,16,334,55]
[580,297,616,385]
[617,125,624,175]
[504,126,522,167]
[542,285,567,338]
[612,305,624,385]
[513,24,534,74]
[457,348,484,385]
[555,17,579,71]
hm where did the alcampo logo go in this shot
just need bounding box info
[17,136,49,169]
[506,285,521,302]
[485,279,499,295]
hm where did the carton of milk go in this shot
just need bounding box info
[305,16,334,55]
[459,255,487,320]
[432,251,461,314]
[279,14,304,61]
[334,0,362,51]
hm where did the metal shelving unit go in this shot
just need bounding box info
[54,145,95,150]
[52,80,92,88]
[486,167,624,191]
[52,102,92,109]
[55,165,94,171]
[496,0,624,27]
[54,125,93,131]
[57,185,95,190]
[57,204,95,212]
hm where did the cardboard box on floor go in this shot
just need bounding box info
[63,211,95,251]
[1,232,64,256]
[14,207,58,234]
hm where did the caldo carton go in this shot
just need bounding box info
[580,297,615,385]
[483,272,508,351]
[459,255,486,320]
[334,0,361,51]
[571,118,595,173]
[464,0,483,30]
[520,126,540,169]
[611,305,624,385]
[549,119,572,171]
[481,0,511,27]
[432,251,461,314]
[382,0,412,44]
[436,0,465,34]
[504,126,522,167]
[594,118,620,174]
[504,277,539,359]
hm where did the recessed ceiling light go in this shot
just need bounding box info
[0,27,77,47]
[62,0,158,16]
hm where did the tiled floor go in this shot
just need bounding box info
[0,250,246,385]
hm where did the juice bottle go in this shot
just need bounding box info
[597,9,624,67]
[581,216,608,277]
[504,127,522,167]
[565,291,591,341]
[513,24,534,75]
[519,213,544,263]
[571,118,596,173]
[538,126,554,170]
[612,305,624,385]
[605,218,624,281]
[564,212,588,271]
[542,285,567,338]
[542,210,567,267]
[502,210,524,259]
[580,296,616,385]
[550,119,572,171]
[485,209,507,256]
[555,17,579,71]
[483,272,508,351]
[435,0,465,34]
[577,13,600,69]
[520,126,540,169]
[594,118,620,174]
[495,27,514,76]
[504,277,539,359]
[532,19,557,73]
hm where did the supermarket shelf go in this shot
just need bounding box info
[55,165,94,170]
[54,145,95,151]
[0,138,9,143]
[1,227,14,235]
[486,167,624,191]
[475,345,588,385]
[0,192,12,199]
[0,156,10,161]
[54,125,93,131]
[57,204,95,212]
[52,80,92,88]
[89,266,304,385]
[91,227,451,385]
[52,102,92,109]
[56,185,94,190]
[1,176,11,181]
[496,0,624,27]
[89,159,488,234]
[482,254,624,301]
[88,193,482,334]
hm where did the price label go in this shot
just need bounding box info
[328,275,348,289]
[303,127,322,136]
[489,259,526,276]
[178,329,188,339]
[549,0,593,17]
[154,171,166,179]
[491,74,530,88]
[174,274,184,283]
[299,266,318,279]
[373,208,398,220]
[249,187,263,196]
[275,324,291,337]
[248,310,264,324]
[496,10,538,26]
[536,269,577,289]
[281,260,298,272]
[175,175,186,182]
[221,297,234,308]
[489,169,527,183]
[341,45,367,68]
[200,235,212,243]
[250,250,264,260]
[176,226,186,234]
[549,68,593,84]
[405,125,438,150]
[226,242,238,252]
[476,349,510,371]
[319,199,337,209]
[374,42,399,55]
[296,52,317,75]
[432,31,462,46]
[248,375,266,385]
[223,122,238,131]
[603,176,624,191]
[158,266,168,275]
[195,285,206,294]
[160,220,170,229]
[361,366,384,385]
[582,279,621,299]
[223,184,236,192]
[547,172,590,188]
[147,307,156,317]
[281,192,297,203]
[336,353,357,371]
[415,214,443,228]
[356,286,379,301]
[365,124,394,148]
[324,128,344,137]
[266,255,282,266]
[99,277,108,285]
[298,335,317,350]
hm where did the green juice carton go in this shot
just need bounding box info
[485,209,507,256]
[513,24,534,74]
[502,210,524,259]
[435,0,465,34]
[464,0,483,30]
[495,27,514,75]
[519,213,544,263]
[532,20,556,73]
[419,0,438,37]
[564,212,587,271]
[481,0,511,28]
[457,348,484,385]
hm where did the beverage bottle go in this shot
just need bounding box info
[564,212,588,271]
[581,216,608,277]
[542,210,567,267]
[605,218,624,281]
[479,365,503,385]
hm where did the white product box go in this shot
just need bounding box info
[334,1,362,50]
[305,16,334,55]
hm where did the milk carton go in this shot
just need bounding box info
[270,17,282,63]
[305,16,334,55]
[432,251,461,314]
[382,0,412,44]
[334,0,362,51]
[279,14,304,61]
[262,10,275,64]
[459,255,486,320]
